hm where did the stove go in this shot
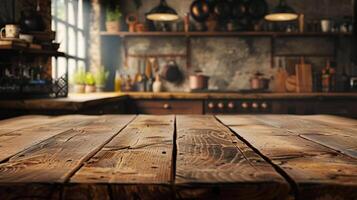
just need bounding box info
[205,100,271,114]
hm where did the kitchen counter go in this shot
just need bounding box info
[0,114,356,199]
[0,92,356,110]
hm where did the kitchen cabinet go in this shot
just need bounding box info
[127,100,203,114]
[1,93,356,118]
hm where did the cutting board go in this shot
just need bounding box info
[286,75,297,92]
[274,67,288,92]
[295,58,313,93]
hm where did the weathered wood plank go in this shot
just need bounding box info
[0,115,100,163]
[217,115,357,200]
[0,115,135,199]
[175,115,289,200]
[0,115,52,135]
[300,115,357,128]
[66,115,175,200]
[255,115,357,159]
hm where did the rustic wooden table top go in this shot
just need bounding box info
[0,114,356,200]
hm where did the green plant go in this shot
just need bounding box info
[106,5,122,22]
[85,72,96,86]
[73,67,86,85]
[95,67,109,87]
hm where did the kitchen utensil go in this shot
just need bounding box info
[0,24,20,38]
[285,75,297,92]
[126,14,138,32]
[190,0,211,22]
[161,59,183,84]
[231,0,247,19]
[19,1,45,32]
[321,19,331,32]
[213,0,233,21]
[189,71,209,90]
[149,57,159,72]
[299,14,305,33]
[350,77,357,91]
[184,13,190,32]
[145,58,153,79]
[19,34,34,43]
[153,73,163,92]
[274,67,288,92]
[250,72,270,90]
[295,57,312,93]
[247,0,268,20]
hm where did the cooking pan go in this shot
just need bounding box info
[246,0,268,20]
[190,0,211,22]
[161,59,184,84]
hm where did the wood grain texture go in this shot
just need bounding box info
[0,115,135,199]
[175,115,289,200]
[67,115,175,200]
[0,115,52,135]
[217,115,357,200]
[255,115,357,159]
[0,115,99,163]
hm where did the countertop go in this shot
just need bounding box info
[0,92,356,110]
[0,114,356,199]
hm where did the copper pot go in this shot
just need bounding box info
[189,72,209,90]
[250,72,270,90]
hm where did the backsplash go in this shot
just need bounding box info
[98,0,354,91]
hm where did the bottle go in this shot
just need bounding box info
[145,59,154,92]
[341,66,350,92]
[322,60,336,92]
[140,61,147,92]
[124,75,132,91]
[114,70,122,92]
[153,73,162,93]
[134,59,142,91]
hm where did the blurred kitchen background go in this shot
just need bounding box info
[0,0,356,96]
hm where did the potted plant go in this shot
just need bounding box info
[73,67,86,93]
[95,67,109,92]
[85,72,96,93]
[106,3,122,32]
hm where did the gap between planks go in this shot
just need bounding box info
[214,115,299,200]
[217,115,357,200]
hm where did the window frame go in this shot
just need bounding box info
[51,0,90,79]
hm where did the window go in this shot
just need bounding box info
[51,0,89,83]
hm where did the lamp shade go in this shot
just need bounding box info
[146,0,179,21]
[265,0,298,21]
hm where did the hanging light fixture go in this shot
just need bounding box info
[265,0,298,21]
[146,0,179,21]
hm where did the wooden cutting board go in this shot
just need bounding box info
[286,75,297,92]
[295,58,313,93]
[274,67,288,92]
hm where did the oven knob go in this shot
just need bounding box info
[241,102,249,109]
[228,102,235,109]
[252,102,259,109]
[163,103,170,109]
[208,102,215,109]
[218,102,225,109]
[261,102,268,109]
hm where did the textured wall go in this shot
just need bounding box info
[100,0,354,91]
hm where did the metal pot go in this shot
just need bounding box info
[20,10,45,32]
[189,72,209,90]
[161,60,184,84]
[250,72,270,90]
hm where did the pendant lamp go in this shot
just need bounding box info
[146,0,179,21]
[265,0,298,21]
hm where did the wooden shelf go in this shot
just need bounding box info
[0,45,66,57]
[100,31,353,38]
